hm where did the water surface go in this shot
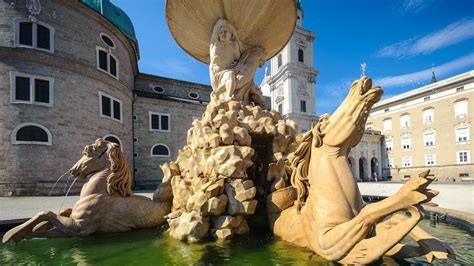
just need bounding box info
[1,220,472,265]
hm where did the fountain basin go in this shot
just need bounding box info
[1,220,472,265]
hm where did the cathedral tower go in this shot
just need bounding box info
[260,5,318,133]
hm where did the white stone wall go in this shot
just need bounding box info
[260,9,318,134]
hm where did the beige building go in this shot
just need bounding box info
[348,130,386,181]
[367,70,473,181]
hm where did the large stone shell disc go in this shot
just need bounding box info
[166,0,297,64]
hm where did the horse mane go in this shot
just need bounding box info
[97,140,132,197]
[290,114,329,212]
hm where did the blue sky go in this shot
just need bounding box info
[114,0,474,114]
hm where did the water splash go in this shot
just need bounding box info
[58,178,77,212]
[47,171,70,196]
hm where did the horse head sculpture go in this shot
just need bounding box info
[3,139,170,244]
[275,77,454,264]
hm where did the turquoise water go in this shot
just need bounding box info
[1,220,472,265]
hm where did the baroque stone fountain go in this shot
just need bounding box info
[2,0,458,264]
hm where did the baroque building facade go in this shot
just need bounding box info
[260,8,318,134]
[367,71,473,182]
[0,0,212,195]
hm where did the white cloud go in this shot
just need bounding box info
[376,17,474,58]
[400,0,431,14]
[375,53,474,88]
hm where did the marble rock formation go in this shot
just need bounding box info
[156,99,299,241]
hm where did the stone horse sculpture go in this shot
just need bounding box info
[272,77,454,264]
[2,139,171,243]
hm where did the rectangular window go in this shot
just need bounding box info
[15,76,30,101]
[36,24,50,50]
[300,100,306,113]
[424,133,435,147]
[113,100,121,120]
[11,72,53,106]
[99,92,122,122]
[383,119,392,132]
[402,156,412,167]
[454,101,468,117]
[456,127,469,143]
[161,115,169,131]
[96,47,119,79]
[149,112,170,132]
[385,140,393,151]
[457,151,470,164]
[101,96,111,117]
[278,103,283,114]
[400,114,410,129]
[34,79,50,103]
[423,109,434,124]
[401,137,411,150]
[19,22,33,46]
[98,50,108,71]
[110,56,117,77]
[16,20,54,52]
[425,154,436,166]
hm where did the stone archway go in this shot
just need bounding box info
[359,157,367,181]
[371,157,379,181]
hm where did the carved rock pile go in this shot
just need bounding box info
[155,99,301,242]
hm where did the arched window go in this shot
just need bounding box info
[103,134,122,147]
[151,143,170,158]
[12,123,52,145]
[298,48,304,62]
[277,54,282,68]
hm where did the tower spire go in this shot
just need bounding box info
[431,63,437,84]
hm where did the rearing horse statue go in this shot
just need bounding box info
[2,139,171,243]
[272,77,454,264]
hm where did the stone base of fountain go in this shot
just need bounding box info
[154,99,300,241]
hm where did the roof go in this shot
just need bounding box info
[373,70,474,108]
[80,0,137,44]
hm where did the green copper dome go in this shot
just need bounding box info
[80,0,137,43]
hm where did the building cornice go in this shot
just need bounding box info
[265,63,318,85]
[373,70,474,111]
[137,73,212,91]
